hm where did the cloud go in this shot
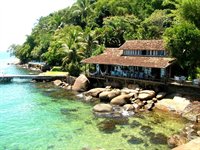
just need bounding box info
[0,0,75,51]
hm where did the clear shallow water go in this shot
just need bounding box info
[0,51,188,150]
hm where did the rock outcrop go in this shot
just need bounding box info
[155,96,191,114]
[168,135,188,148]
[172,137,200,150]
[182,101,200,122]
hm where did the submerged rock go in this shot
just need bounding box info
[97,118,128,133]
[150,133,168,145]
[127,135,143,144]
[60,108,78,115]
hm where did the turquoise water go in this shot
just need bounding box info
[0,51,187,150]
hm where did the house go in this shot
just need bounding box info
[81,40,176,83]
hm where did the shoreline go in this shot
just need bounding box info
[52,74,200,149]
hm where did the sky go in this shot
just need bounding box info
[0,0,75,51]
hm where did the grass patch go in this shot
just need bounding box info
[39,71,69,76]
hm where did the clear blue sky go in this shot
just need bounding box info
[0,0,75,51]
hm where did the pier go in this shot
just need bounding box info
[0,74,67,82]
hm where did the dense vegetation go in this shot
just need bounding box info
[9,0,200,78]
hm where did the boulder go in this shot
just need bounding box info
[99,89,121,101]
[127,84,139,90]
[156,92,167,99]
[84,88,106,97]
[121,88,138,95]
[110,93,133,106]
[138,90,156,100]
[65,75,76,85]
[134,99,145,108]
[155,96,190,114]
[182,101,200,122]
[93,103,113,112]
[145,101,155,111]
[168,134,187,148]
[84,95,99,103]
[197,131,200,136]
[72,74,90,92]
[123,104,135,111]
[53,80,62,86]
[172,137,200,150]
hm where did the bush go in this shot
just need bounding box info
[66,63,81,77]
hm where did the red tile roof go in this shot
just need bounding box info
[82,48,176,68]
[119,40,164,51]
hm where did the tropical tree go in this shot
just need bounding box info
[102,15,140,47]
[177,0,200,29]
[70,0,94,28]
[164,21,200,78]
[138,9,172,39]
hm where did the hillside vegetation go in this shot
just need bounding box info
[9,0,200,78]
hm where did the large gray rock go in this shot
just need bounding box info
[84,88,106,97]
[182,101,200,122]
[138,90,156,100]
[93,103,113,112]
[110,93,133,105]
[99,89,121,101]
[72,74,90,92]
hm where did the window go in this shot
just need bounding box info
[157,50,165,56]
[142,50,147,55]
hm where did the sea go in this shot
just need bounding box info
[0,51,187,150]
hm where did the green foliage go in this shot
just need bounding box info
[195,67,200,79]
[164,21,200,78]
[102,15,140,47]
[177,0,200,29]
[138,10,172,39]
[64,62,81,77]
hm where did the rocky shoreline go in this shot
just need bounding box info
[52,74,200,149]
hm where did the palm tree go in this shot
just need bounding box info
[70,0,94,28]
